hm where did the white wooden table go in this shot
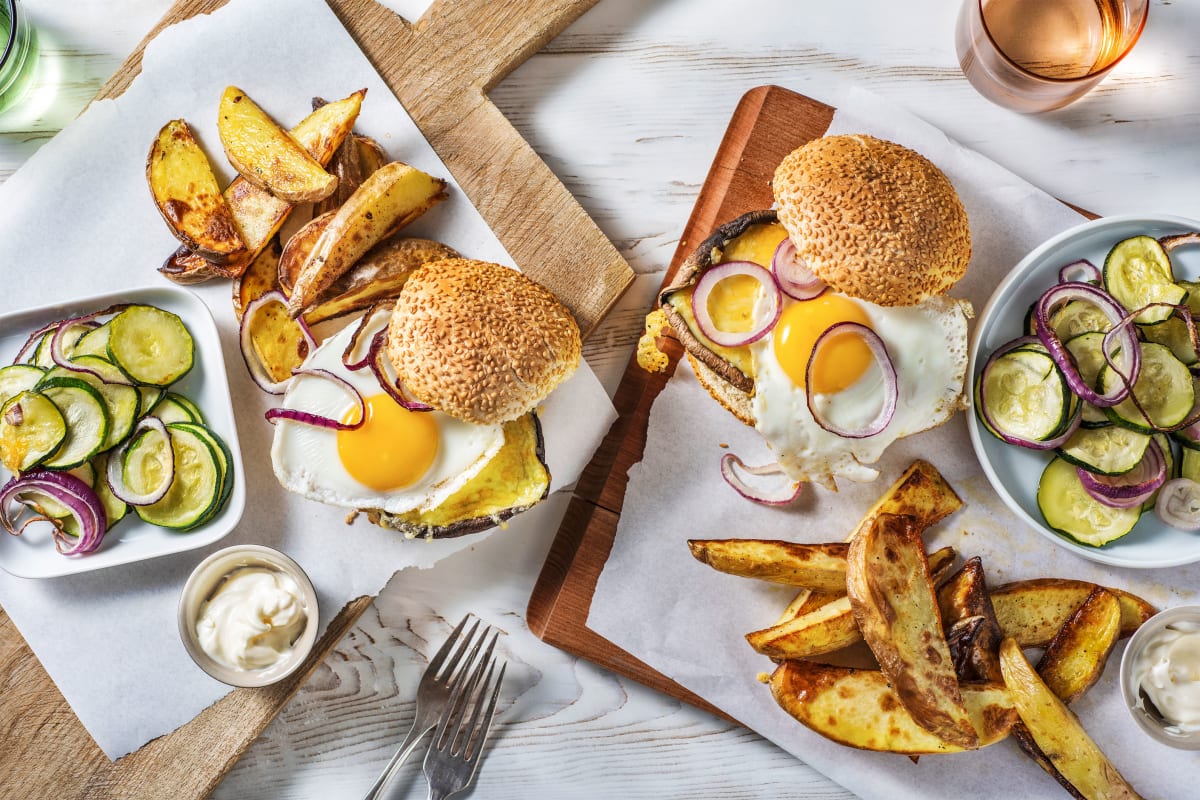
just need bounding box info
[2,1,1196,797]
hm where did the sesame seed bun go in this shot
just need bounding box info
[773,134,971,307]
[387,258,582,424]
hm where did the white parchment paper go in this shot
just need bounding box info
[0,0,615,760]
[589,88,1200,800]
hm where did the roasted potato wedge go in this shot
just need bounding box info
[1037,586,1122,705]
[770,660,1015,754]
[847,513,977,749]
[244,292,312,383]
[937,557,1003,683]
[687,539,849,592]
[303,237,460,325]
[314,128,366,217]
[844,459,962,543]
[999,638,1144,799]
[927,545,959,586]
[355,134,387,174]
[160,89,364,283]
[218,86,336,203]
[286,162,447,315]
[147,119,245,263]
[747,596,858,660]
[992,579,1155,648]
[233,237,283,320]
[278,211,334,293]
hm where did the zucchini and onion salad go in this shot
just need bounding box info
[976,232,1200,547]
[0,304,233,556]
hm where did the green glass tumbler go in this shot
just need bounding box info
[0,0,39,115]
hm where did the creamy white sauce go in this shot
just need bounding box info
[1132,620,1200,733]
[196,567,308,671]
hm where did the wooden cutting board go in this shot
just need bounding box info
[527,85,838,719]
[0,1,631,797]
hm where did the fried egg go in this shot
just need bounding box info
[270,315,505,514]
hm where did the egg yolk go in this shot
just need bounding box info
[337,393,438,491]
[772,295,874,393]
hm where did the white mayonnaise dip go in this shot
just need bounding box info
[195,567,308,671]
[1132,620,1200,733]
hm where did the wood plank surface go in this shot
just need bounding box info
[527,84,836,708]
[0,0,633,797]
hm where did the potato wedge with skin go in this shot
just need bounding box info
[304,237,460,325]
[992,579,1155,648]
[160,90,364,283]
[747,596,859,659]
[314,127,365,217]
[937,557,1004,683]
[147,119,245,263]
[355,134,387,174]
[1038,586,1122,705]
[999,638,1144,799]
[233,237,283,321]
[218,86,337,203]
[286,162,449,315]
[769,660,1016,754]
[278,211,335,293]
[844,459,963,543]
[847,513,977,748]
[245,293,312,383]
[687,540,849,592]
[927,545,959,587]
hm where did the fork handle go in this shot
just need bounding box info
[362,723,433,800]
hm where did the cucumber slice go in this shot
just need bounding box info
[70,323,112,359]
[1058,426,1151,476]
[1101,342,1194,433]
[107,305,194,387]
[40,364,138,452]
[1103,235,1186,324]
[1050,301,1112,340]
[151,393,200,424]
[168,422,231,521]
[39,378,110,469]
[1037,457,1140,547]
[134,425,220,530]
[0,364,45,406]
[0,391,67,472]
[89,452,127,530]
[977,349,1070,443]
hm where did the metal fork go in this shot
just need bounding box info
[362,614,498,800]
[423,650,506,800]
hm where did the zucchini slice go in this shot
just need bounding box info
[134,425,220,530]
[89,452,128,530]
[0,364,45,406]
[107,305,195,387]
[1101,342,1194,433]
[0,390,67,472]
[977,349,1070,443]
[70,323,112,359]
[168,422,231,523]
[1057,426,1150,476]
[1103,235,1186,324]
[39,378,110,469]
[151,393,202,425]
[1037,457,1140,547]
[40,364,138,451]
[1050,300,1111,340]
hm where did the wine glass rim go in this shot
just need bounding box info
[974,0,1150,85]
[2,0,17,69]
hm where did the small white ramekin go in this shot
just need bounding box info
[1120,605,1200,750]
[178,544,319,688]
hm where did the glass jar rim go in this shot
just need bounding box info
[2,0,18,69]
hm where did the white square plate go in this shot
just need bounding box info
[968,213,1200,569]
[0,286,245,578]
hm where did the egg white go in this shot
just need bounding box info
[270,315,505,514]
[749,293,971,488]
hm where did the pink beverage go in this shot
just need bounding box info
[956,0,1147,113]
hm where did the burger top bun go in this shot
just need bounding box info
[772,134,971,307]
[387,258,582,425]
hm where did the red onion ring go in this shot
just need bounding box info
[12,320,60,365]
[343,303,394,371]
[1077,438,1167,509]
[805,322,897,439]
[719,453,803,506]
[975,336,1081,449]
[1057,259,1101,285]
[368,329,433,412]
[771,238,826,301]
[239,291,317,394]
[106,417,175,506]
[0,470,106,555]
[265,368,367,430]
[1033,282,1139,407]
[690,261,781,348]
[1101,304,1200,432]
[1155,478,1200,531]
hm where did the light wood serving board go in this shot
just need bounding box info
[0,1,632,797]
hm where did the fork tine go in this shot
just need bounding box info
[441,623,494,689]
[464,661,505,761]
[436,645,490,751]
[426,613,472,679]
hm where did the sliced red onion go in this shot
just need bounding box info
[1101,304,1197,432]
[805,322,897,439]
[0,470,106,555]
[1160,232,1200,254]
[1033,282,1139,407]
[976,336,1081,450]
[49,319,101,371]
[719,453,803,506]
[265,368,367,430]
[1077,439,1167,509]
[368,329,433,412]
[690,261,781,347]
[771,238,826,301]
[343,303,394,371]
[240,291,317,394]
[106,417,174,506]
[1057,259,1101,284]
[12,320,60,365]
[1155,478,1200,531]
